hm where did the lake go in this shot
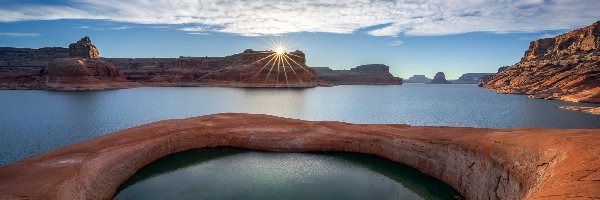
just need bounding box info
[114,148,461,200]
[1,84,598,165]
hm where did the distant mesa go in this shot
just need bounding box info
[483,21,600,103]
[311,64,403,85]
[428,72,450,84]
[451,73,495,84]
[405,75,431,83]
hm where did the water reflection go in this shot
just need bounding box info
[115,148,461,200]
[0,84,598,165]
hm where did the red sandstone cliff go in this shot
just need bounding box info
[484,21,600,103]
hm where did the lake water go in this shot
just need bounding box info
[1,84,599,165]
[114,148,461,200]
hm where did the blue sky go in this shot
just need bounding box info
[0,0,598,79]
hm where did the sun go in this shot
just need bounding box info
[275,46,285,55]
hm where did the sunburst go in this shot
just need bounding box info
[247,36,314,87]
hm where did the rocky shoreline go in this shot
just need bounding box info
[0,113,598,200]
[484,21,600,103]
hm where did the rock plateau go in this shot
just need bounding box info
[484,21,600,103]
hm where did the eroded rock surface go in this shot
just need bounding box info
[484,21,600,103]
[0,113,598,200]
[68,36,99,59]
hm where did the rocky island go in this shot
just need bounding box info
[0,113,598,200]
[483,21,600,103]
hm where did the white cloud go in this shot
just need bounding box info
[187,32,210,35]
[0,32,41,37]
[0,0,598,37]
[387,40,404,46]
[111,26,132,30]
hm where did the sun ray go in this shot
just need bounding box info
[280,55,289,86]
[282,53,301,83]
[284,53,314,76]
[264,53,279,82]
[250,53,277,81]
[247,53,275,66]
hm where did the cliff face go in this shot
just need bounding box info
[484,21,600,103]
[429,72,450,84]
[312,64,402,85]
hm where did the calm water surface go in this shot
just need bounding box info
[114,148,461,200]
[0,84,598,165]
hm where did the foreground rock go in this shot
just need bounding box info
[484,21,600,103]
[429,72,450,84]
[0,113,598,200]
[312,64,402,85]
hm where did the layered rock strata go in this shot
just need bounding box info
[0,113,598,200]
[429,72,450,84]
[484,21,600,103]
[42,58,140,90]
[312,64,402,85]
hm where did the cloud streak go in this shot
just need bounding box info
[0,0,598,37]
[0,32,41,37]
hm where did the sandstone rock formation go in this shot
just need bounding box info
[109,49,318,87]
[429,72,450,84]
[405,75,431,83]
[312,64,402,85]
[0,113,598,200]
[68,36,99,59]
[484,21,600,103]
[42,58,140,90]
[453,73,495,84]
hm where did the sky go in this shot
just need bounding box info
[0,0,598,79]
